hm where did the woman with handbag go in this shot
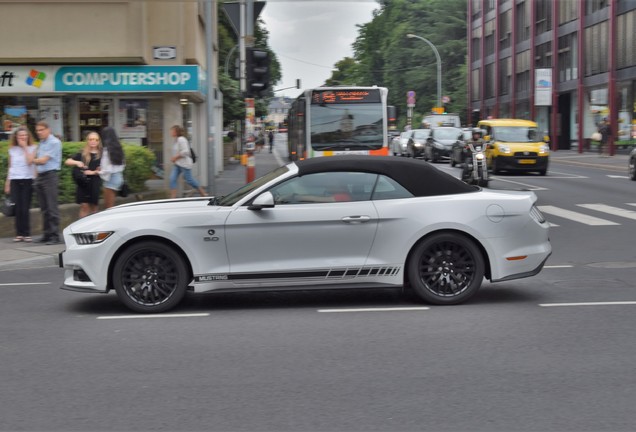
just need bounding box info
[169,125,207,198]
[99,127,126,209]
[65,131,102,218]
[4,126,37,242]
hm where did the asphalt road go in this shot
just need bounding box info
[2,159,636,431]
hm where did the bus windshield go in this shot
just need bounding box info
[310,104,384,151]
[493,126,539,143]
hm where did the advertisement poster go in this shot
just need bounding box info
[38,98,63,138]
[118,99,147,141]
[2,105,26,132]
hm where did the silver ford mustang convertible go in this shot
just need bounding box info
[60,155,551,313]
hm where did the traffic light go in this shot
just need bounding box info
[246,47,271,97]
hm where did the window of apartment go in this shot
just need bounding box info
[559,0,579,24]
[535,0,552,34]
[585,22,609,76]
[617,10,636,69]
[471,68,480,102]
[485,0,496,13]
[558,34,578,82]
[484,19,495,57]
[516,1,531,42]
[499,57,511,96]
[585,0,609,15]
[485,63,496,99]
[499,9,512,50]
[535,42,552,68]
[515,50,531,93]
[472,27,482,62]
[471,0,482,19]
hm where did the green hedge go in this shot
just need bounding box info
[1,141,155,205]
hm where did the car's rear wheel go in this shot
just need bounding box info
[113,241,189,313]
[407,233,485,305]
[629,157,636,180]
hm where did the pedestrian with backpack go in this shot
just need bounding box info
[169,125,207,198]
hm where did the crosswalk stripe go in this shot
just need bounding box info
[537,205,619,226]
[578,204,636,221]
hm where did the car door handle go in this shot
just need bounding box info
[341,216,371,224]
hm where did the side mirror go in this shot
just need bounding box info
[543,135,550,143]
[248,191,275,210]
[484,135,491,142]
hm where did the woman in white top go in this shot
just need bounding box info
[4,126,37,242]
[169,125,206,198]
[99,127,126,209]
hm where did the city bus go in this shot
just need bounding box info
[287,86,390,160]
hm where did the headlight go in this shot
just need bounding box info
[72,231,114,245]
[498,144,511,154]
[539,144,550,154]
[414,142,424,147]
[476,153,484,160]
[530,206,546,224]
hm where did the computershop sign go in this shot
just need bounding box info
[0,65,201,94]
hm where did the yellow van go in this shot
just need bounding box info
[478,119,550,175]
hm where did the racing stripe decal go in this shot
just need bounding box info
[194,266,401,283]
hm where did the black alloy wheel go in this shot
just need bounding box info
[113,241,189,313]
[407,233,485,305]
[629,157,636,180]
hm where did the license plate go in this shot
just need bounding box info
[519,159,536,164]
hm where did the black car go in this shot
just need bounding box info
[405,129,431,158]
[423,127,463,163]
[629,147,636,180]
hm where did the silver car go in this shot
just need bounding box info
[391,131,411,156]
[60,156,551,313]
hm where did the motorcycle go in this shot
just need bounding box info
[461,141,489,187]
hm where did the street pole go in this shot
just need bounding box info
[406,33,442,110]
[205,0,216,195]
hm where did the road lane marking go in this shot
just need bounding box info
[544,265,574,268]
[318,307,430,313]
[0,282,51,286]
[488,177,548,190]
[578,204,636,220]
[607,175,629,179]
[538,205,619,226]
[97,313,210,320]
[539,301,636,307]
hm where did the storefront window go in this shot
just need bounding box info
[79,98,111,139]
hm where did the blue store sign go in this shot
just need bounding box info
[55,65,200,93]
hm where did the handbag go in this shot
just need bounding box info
[72,166,91,186]
[118,181,130,198]
[3,197,15,217]
[190,146,197,163]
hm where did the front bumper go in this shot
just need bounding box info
[493,155,549,172]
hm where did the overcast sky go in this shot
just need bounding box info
[260,0,379,98]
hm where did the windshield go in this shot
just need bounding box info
[310,104,384,151]
[433,128,461,140]
[216,165,290,206]
[412,130,431,140]
[493,126,539,143]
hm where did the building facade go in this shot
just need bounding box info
[468,0,636,153]
[0,1,223,183]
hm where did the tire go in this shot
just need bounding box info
[113,240,190,313]
[492,157,502,174]
[478,179,489,187]
[407,233,485,305]
[538,168,547,176]
[629,157,636,181]
[451,158,456,167]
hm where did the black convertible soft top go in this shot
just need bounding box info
[296,155,477,197]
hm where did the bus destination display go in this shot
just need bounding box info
[311,89,381,104]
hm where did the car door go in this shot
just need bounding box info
[224,171,379,277]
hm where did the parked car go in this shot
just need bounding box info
[391,131,412,156]
[405,129,431,158]
[629,147,636,180]
[478,119,550,175]
[423,126,464,163]
[60,155,551,313]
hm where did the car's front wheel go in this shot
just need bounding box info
[407,233,485,305]
[629,157,636,180]
[113,240,190,313]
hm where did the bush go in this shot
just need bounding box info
[0,140,155,205]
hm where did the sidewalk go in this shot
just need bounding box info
[0,146,285,271]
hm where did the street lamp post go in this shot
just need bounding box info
[406,33,442,110]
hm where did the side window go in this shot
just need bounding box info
[269,172,376,204]
[371,175,413,200]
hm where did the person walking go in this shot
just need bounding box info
[65,131,102,218]
[99,127,126,209]
[4,126,37,242]
[33,121,62,245]
[599,118,612,156]
[169,125,206,198]
[268,130,274,153]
